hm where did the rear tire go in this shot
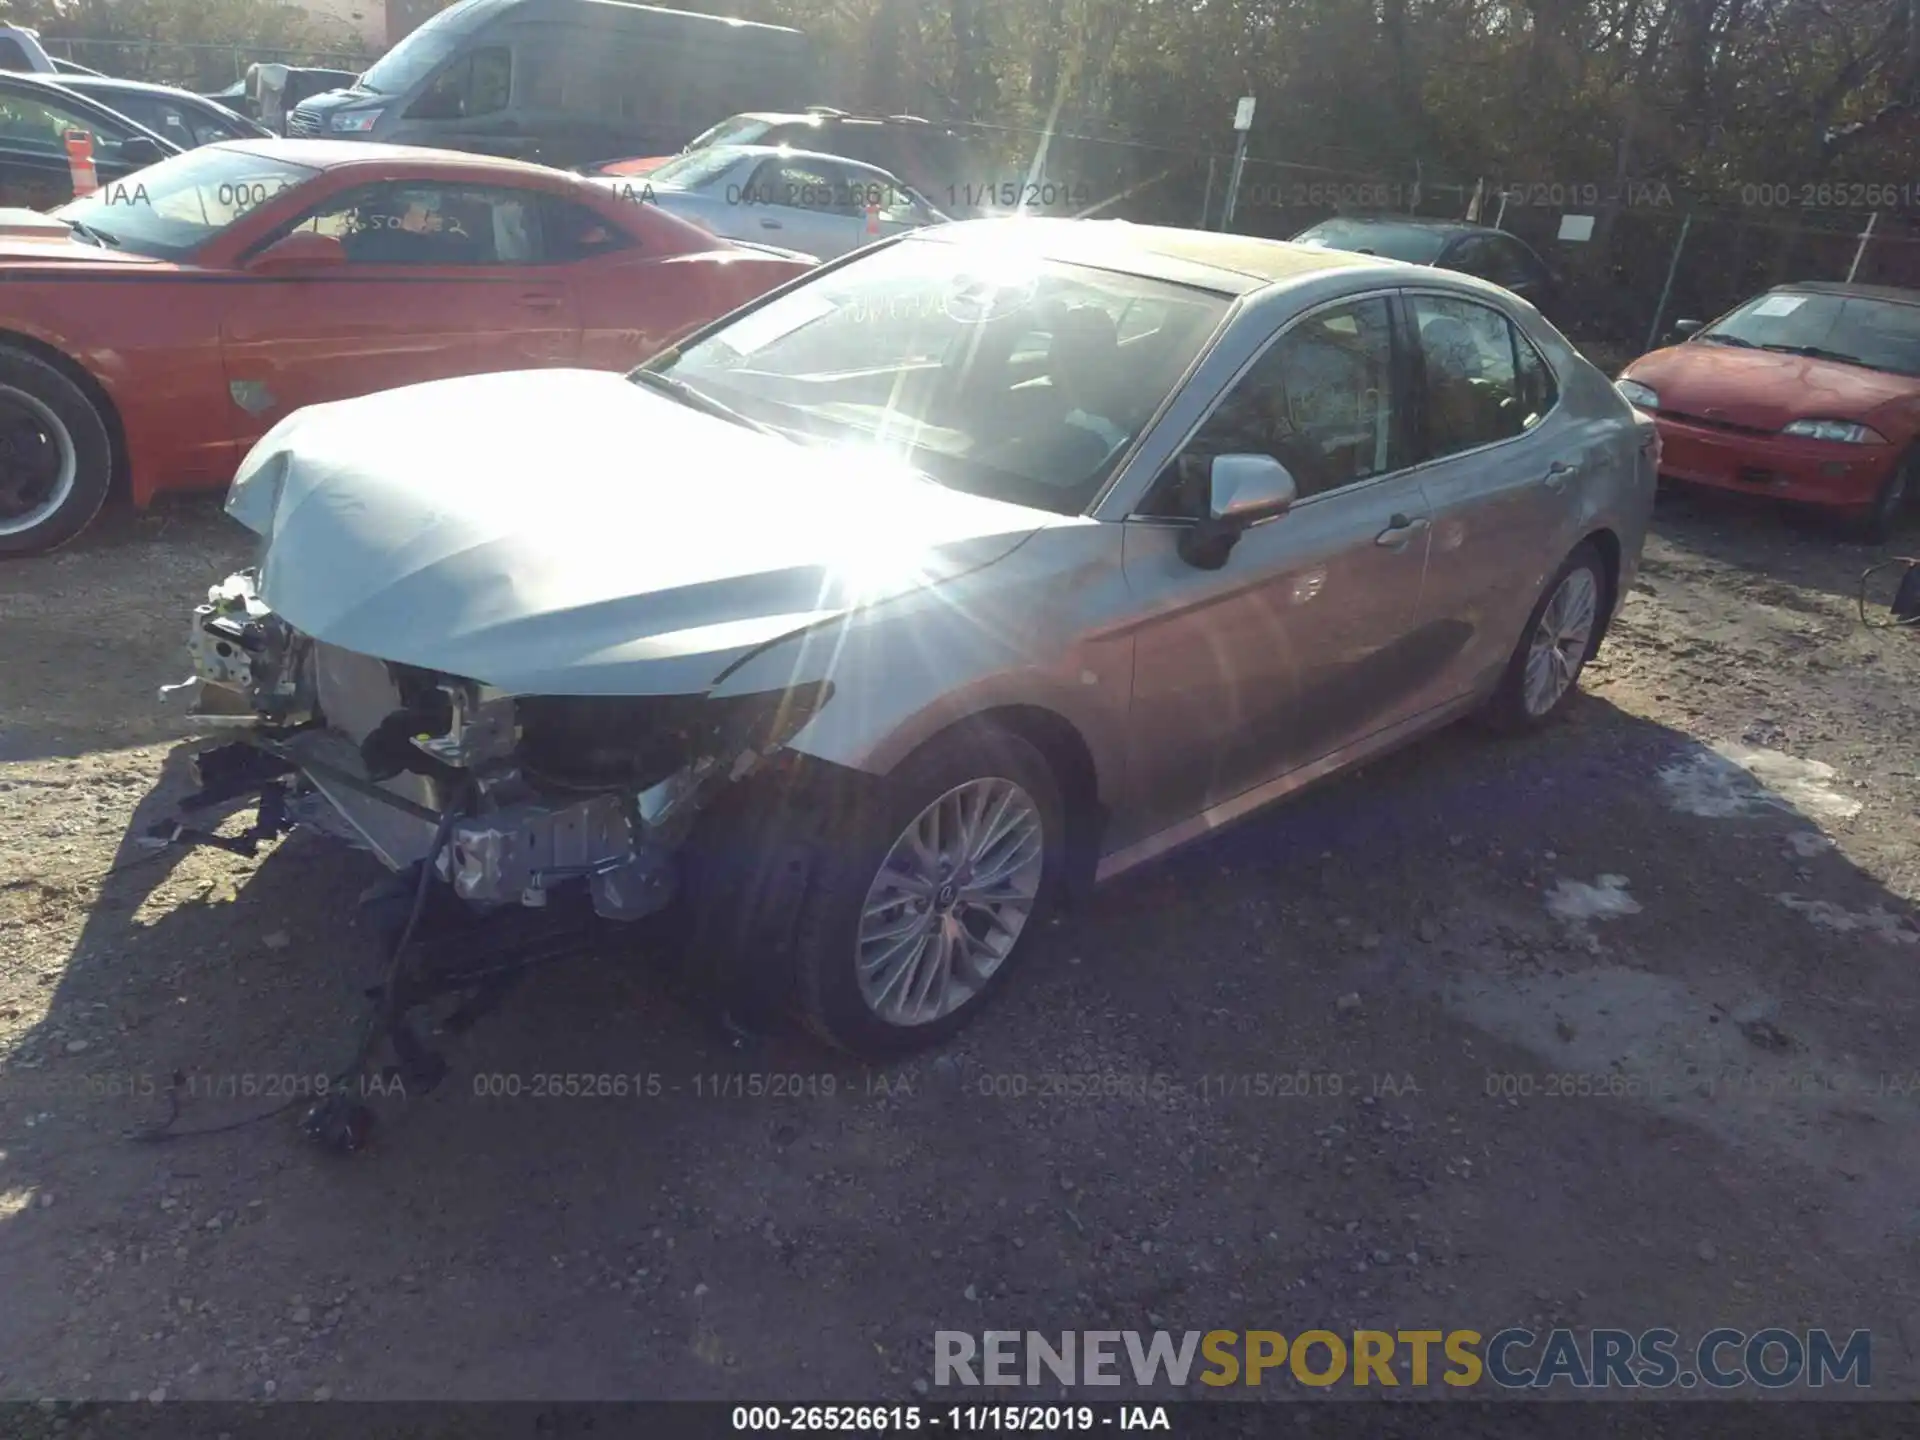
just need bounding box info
[0,346,112,559]
[788,727,1065,1060]
[1480,542,1608,734]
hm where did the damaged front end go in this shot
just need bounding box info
[164,568,831,925]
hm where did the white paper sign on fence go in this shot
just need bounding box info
[1558,214,1596,242]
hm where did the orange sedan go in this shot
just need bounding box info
[0,139,815,555]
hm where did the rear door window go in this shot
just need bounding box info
[1486,236,1547,288]
[1447,234,1540,290]
[1409,293,1556,457]
[541,195,632,260]
[744,155,862,216]
[101,93,197,146]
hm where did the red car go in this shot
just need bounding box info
[0,140,815,556]
[1618,282,1920,540]
[584,155,676,179]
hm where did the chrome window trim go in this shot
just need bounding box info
[1078,291,1246,519]
[1116,285,1412,521]
[1120,460,1434,533]
[1378,283,1567,479]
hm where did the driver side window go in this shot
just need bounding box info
[406,46,511,121]
[1140,296,1401,519]
[0,92,134,163]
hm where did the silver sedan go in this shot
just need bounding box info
[179,218,1657,1061]
[594,144,949,260]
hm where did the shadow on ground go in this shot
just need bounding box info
[1652,485,1919,612]
[0,500,247,764]
[2,687,1915,1399]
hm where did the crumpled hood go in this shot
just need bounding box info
[230,369,1051,696]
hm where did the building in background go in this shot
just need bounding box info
[285,0,455,48]
[287,0,387,48]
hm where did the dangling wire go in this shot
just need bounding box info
[1859,558,1920,629]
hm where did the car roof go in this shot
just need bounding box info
[1300,214,1502,239]
[0,69,93,93]
[206,137,570,179]
[1775,280,1920,307]
[0,70,184,147]
[911,217,1395,296]
[744,111,914,127]
[48,75,217,101]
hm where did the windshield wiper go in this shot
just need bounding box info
[1760,343,1868,367]
[63,217,119,248]
[628,369,776,434]
[1699,333,1756,348]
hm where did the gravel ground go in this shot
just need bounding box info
[1,489,1918,1405]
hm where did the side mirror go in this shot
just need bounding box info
[1670,318,1704,341]
[1177,453,1298,570]
[245,230,347,275]
[120,135,165,167]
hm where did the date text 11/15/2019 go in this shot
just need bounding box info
[729,1405,1171,1432]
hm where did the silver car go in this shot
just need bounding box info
[597,144,949,260]
[174,218,1657,1060]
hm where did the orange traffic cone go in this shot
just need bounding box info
[64,130,98,197]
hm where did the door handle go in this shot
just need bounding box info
[759,217,783,229]
[518,292,564,311]
[1545,460,1580,489]
[1375,514,1430,547]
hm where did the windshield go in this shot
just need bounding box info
[646,147,746,189]
[360,0,485,94]
[54,146,319,259]
[640,236,1233,515]
[1292,219,1451,264]
[685,115,772,152]
[1700,291,1920,377]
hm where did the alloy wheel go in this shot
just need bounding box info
[1522,567,1599,718]
[0,385,76,539]
[855,777,1046,1028]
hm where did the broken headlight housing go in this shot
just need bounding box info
[512,682,833,794]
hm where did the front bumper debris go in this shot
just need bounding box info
[152,570,835,1155]
[157,569,748,923]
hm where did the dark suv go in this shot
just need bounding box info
[586,108,984,215]
[1291,216,1561,321]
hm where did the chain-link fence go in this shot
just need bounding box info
[25,49,1911,355]
[936,122,1918,360]
[41,37,373,93]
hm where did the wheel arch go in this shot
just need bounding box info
[0,329,129,502]
[889,702,1108,903]
[1578,525,1622,653]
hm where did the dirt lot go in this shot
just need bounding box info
[1,489,1918,1405]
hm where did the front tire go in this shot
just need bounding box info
[0,347,112,559]
[1481,541,1608,734]
[1847,455,1914,545]
[790,728,1065,1059]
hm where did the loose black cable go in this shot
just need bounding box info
[124,795,466,1145]
[1859,557,1920,629]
